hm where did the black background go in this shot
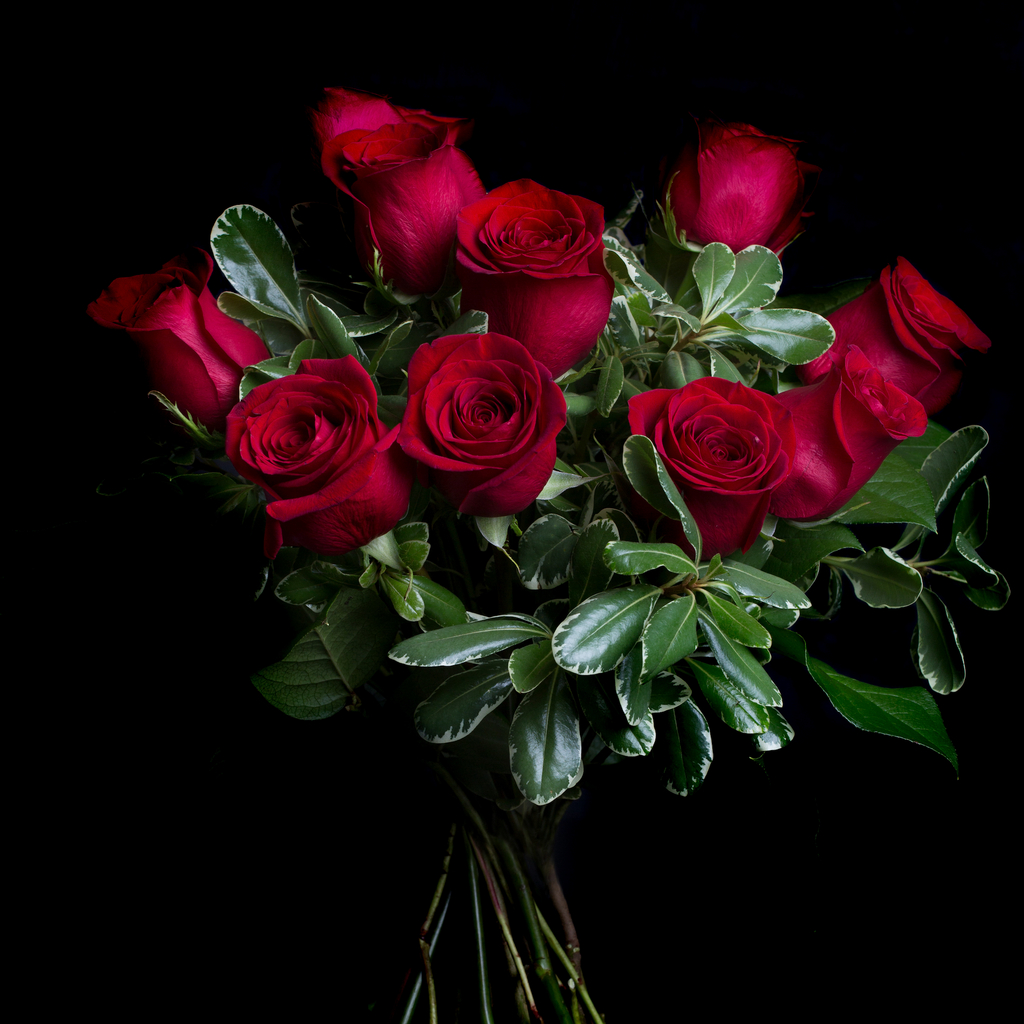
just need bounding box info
[56,7,1018,1017]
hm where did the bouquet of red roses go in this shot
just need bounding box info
[88,86,1005,1022]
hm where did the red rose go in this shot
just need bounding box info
[455,179,615,378]
[663,118,820,254]
[316,87,484,298]
[628,379,796,558]
[799,258,990,416]
[86,249,268,432]
[398,332,567,517]
[770,347,928,520]
[226,357,414,559]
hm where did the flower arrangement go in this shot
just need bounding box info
[84,78,1009,1020]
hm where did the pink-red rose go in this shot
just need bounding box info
[398,332,567,517]
[798,258,990,416]
[86,249,268,432]
[226,357,414,559]
[770,347,928,520]
[628,379,796,558]
[316,86,484,298]
[664,118,820,254]
[455,179,615,378]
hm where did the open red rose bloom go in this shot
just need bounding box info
[629,379,796,557]
[399,332,567,517]
[456,180,614,377]
[226,356,413,558]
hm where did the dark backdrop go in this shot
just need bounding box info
[61,8,1017,1017]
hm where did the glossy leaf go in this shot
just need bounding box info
[211,205,305,328]
[762,520,863,583]
[950,477,989,550]
[252,588,397,720]
[603,540,697,579]
[920,425,989,518]
[715,245,783,314]
[274,561,356,611]
[389,617,549,668]
[648,670,693,713]
[700,590,773,648]
[752,706,795,752]
[693,242,736,315]
[708,349,745,383]
[687,659,770,734]
[614,642,650,726]
[697,611,782,706]
[719,560,812,609]
[552,585,661,676]
[476,515,513,549]
[518,514,577,590]
[766,278,871,317]
[833,451,937,530]
[914,589,966,694]
[733,307,835,364]
[662,699,713,796]
[393,521,430,572]
[438,308,488,336]
[840,547,923,608]
[576,675,656,757]
[641,595,699,678]
[306,294,367,364]
[509,640,557,694]
[769,626,957,771]
[896,419,952,471]
[509,673,583,805]
[380,571,426,621]
[948,534,999,589]
[569,518,619,607]
[596,354,625,417]
[965,571,1010,611]
[603,233,672,303]
[415,659,513,743]
[410,576,468,628]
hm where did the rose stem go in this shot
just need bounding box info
[497,837,574,1024]
[540,855,582,980]
[414,822,456,1024]
[464,829,498,1024]
[535,909,604,1024]
[395,892,451,1024]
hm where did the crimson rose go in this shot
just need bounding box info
[226,357,413,559]
[770,347,928,520]
[664,118,819,254]
[87,249,268,432]
[455,179,615,378]
[398,333,567,517]
[798,258,990,416]
[316,86,484,298]
[628,379,796,558]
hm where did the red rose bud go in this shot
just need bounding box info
[664,118,820,254]
[771,347,928,520]
[398,332,567,517]
[456,179,615,378]
[799,258,990,416]
[226,357,414,559]
[87,249,268,432]
[628,379,796,558]
[316,88,484,298]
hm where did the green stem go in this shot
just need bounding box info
[396,892,451,1024]
[464,829,497,1024]
[497,838,574,1024]
[536,910,604,1024]
[421,822,456,937]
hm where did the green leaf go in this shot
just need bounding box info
[362,531,404,571]
[274,561,356,611]
[919,425,989,517]
[697,611,781,706]
[389,617,549,668]
[622,434,702,561]
[415,659,513,743]
[614,642,650,725]
[251,588,397,720]
[769,625,957,771]
[895,419,952,471]
[652,304,702,335]
[832,451,937,530]
[640,595,699,677]
[607,294,640,348]
[380,571,426,621]
[211,205,305,328]
[518,514,577,590]
[509,640,557,694]
[344,308,400,338]
[947,534,999,589]
[510,673,583,805]
[476,515,513,550]
[535,467,596,501]
[602,233,671,303]
[438,308,488,336]
[306,294,367,364]
[752,706,795,752]
[648,670,693,713]
[700,590,773,648]
[393,521,430,572]
[964,570,1010,611]
[719,560,812,609]
[569,518,619,607]
[687,659,770,734]
[409,576,468,628]
[950,477,989,550]
[693,242,736,316]
[596,354,625,417]
[239,355,293,399]
[732,307,835,364]
[715,245,783,315]
[603,540,697,578]
[762,520,863,582]
[551,585,661,675]
[914,589,966,694]
[707,349,745,383]
[661,699,713,796]
[839,547,923,608]
[766,278,871,317]
[576,674,656,757]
